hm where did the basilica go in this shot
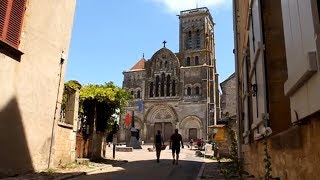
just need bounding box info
[119,7,220,143]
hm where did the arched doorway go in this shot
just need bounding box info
[145,104,178,142]
[180,116,203,141]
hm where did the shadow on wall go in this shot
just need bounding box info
[0,97,34,178]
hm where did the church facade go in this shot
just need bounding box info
[119,7,220,143]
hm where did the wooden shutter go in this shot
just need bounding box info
[0,0,9,38]
[0,0,26,48]
[6,0,26,48]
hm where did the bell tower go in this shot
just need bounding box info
[178,7,215,67]
[178,7,220,126]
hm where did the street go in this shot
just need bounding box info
[71,145,207,180]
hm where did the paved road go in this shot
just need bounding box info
[71,145,206,180]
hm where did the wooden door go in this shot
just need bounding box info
[189,128,197,141]
[164,123,173,142]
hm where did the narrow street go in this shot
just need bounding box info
[71,145,208,180]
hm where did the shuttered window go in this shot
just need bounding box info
[0,0,26,49]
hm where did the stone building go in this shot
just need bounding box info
[0,0,76,177]
[220,73,236,119]
[119,7,220,143]
[234,0,320,179]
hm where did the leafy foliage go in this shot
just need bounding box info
[79,82,132,133]
[80,82,132,115]
[62,80,82,111]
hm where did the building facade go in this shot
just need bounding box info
[234,0,320,179]
[0,0,76,177]
[119,7,220,143]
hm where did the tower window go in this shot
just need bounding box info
[186,57,191,66]
[187,31,192,49]
[196,30,201,48]
[195,56,199,65]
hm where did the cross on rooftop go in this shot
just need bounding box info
[163,40,167,48]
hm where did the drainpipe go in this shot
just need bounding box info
[232,0,241,159]
[48,51,65,168]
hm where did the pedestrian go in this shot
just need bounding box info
[170,129,184,165]
[154,130,164,163]
[197,138,201,150]
[189,139,194,150]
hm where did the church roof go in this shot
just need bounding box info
[130,57,146,70]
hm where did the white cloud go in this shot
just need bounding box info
[149,0,230,13]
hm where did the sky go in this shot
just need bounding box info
[66,0,235,87]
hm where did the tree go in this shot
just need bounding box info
[79,81,132,132]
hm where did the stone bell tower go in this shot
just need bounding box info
[178,7,220,126]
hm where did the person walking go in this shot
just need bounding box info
[170,129,184,165]
[189,139,194,150]
[154,130,164,163]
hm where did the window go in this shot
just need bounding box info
[131,91,134,96]
[195,56,199,65]
[187,87,191,96]
[186,57,191,66]
[166,75,171,96]
[137,90,141,99]
[160,73,165,97]
[172,80,176,96]
[149,82,154,97]
[165,61,168,68]
[196,30,201,48]
[155,76,160,97]
[195,86,200,95]
[0,0,27,48]
[160,61,163,69]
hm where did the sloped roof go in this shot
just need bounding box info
[130,57,146,70]
[220,73,235,85]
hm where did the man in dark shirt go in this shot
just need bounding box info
[154,130,164,163]
[170,129,184,165]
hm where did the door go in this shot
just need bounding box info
[164,123,173,142]
[189,128,197,141]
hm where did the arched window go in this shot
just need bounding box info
[196,29,201,48]
[195,56,199,65]
[155,76,160,97]
[186,57,191,66]
[149,82,154,97]
[165,61,168,68]
[131,90,134,97]
[166,75,171,96]
[172,80,176,96]
[187,87,192,96]
[137,90,141,99]
[160,61,163,69]
[195,86,200,95]
[160,73,165,97]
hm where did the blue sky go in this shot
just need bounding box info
[66,0,234,87]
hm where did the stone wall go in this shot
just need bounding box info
[242,116,320,179]
[0,0,76,175]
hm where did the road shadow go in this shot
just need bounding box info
[73,159,203,180]
[0,97,34,178]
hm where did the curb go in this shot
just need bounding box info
[55,165,113,180]
[196,162,206,180]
